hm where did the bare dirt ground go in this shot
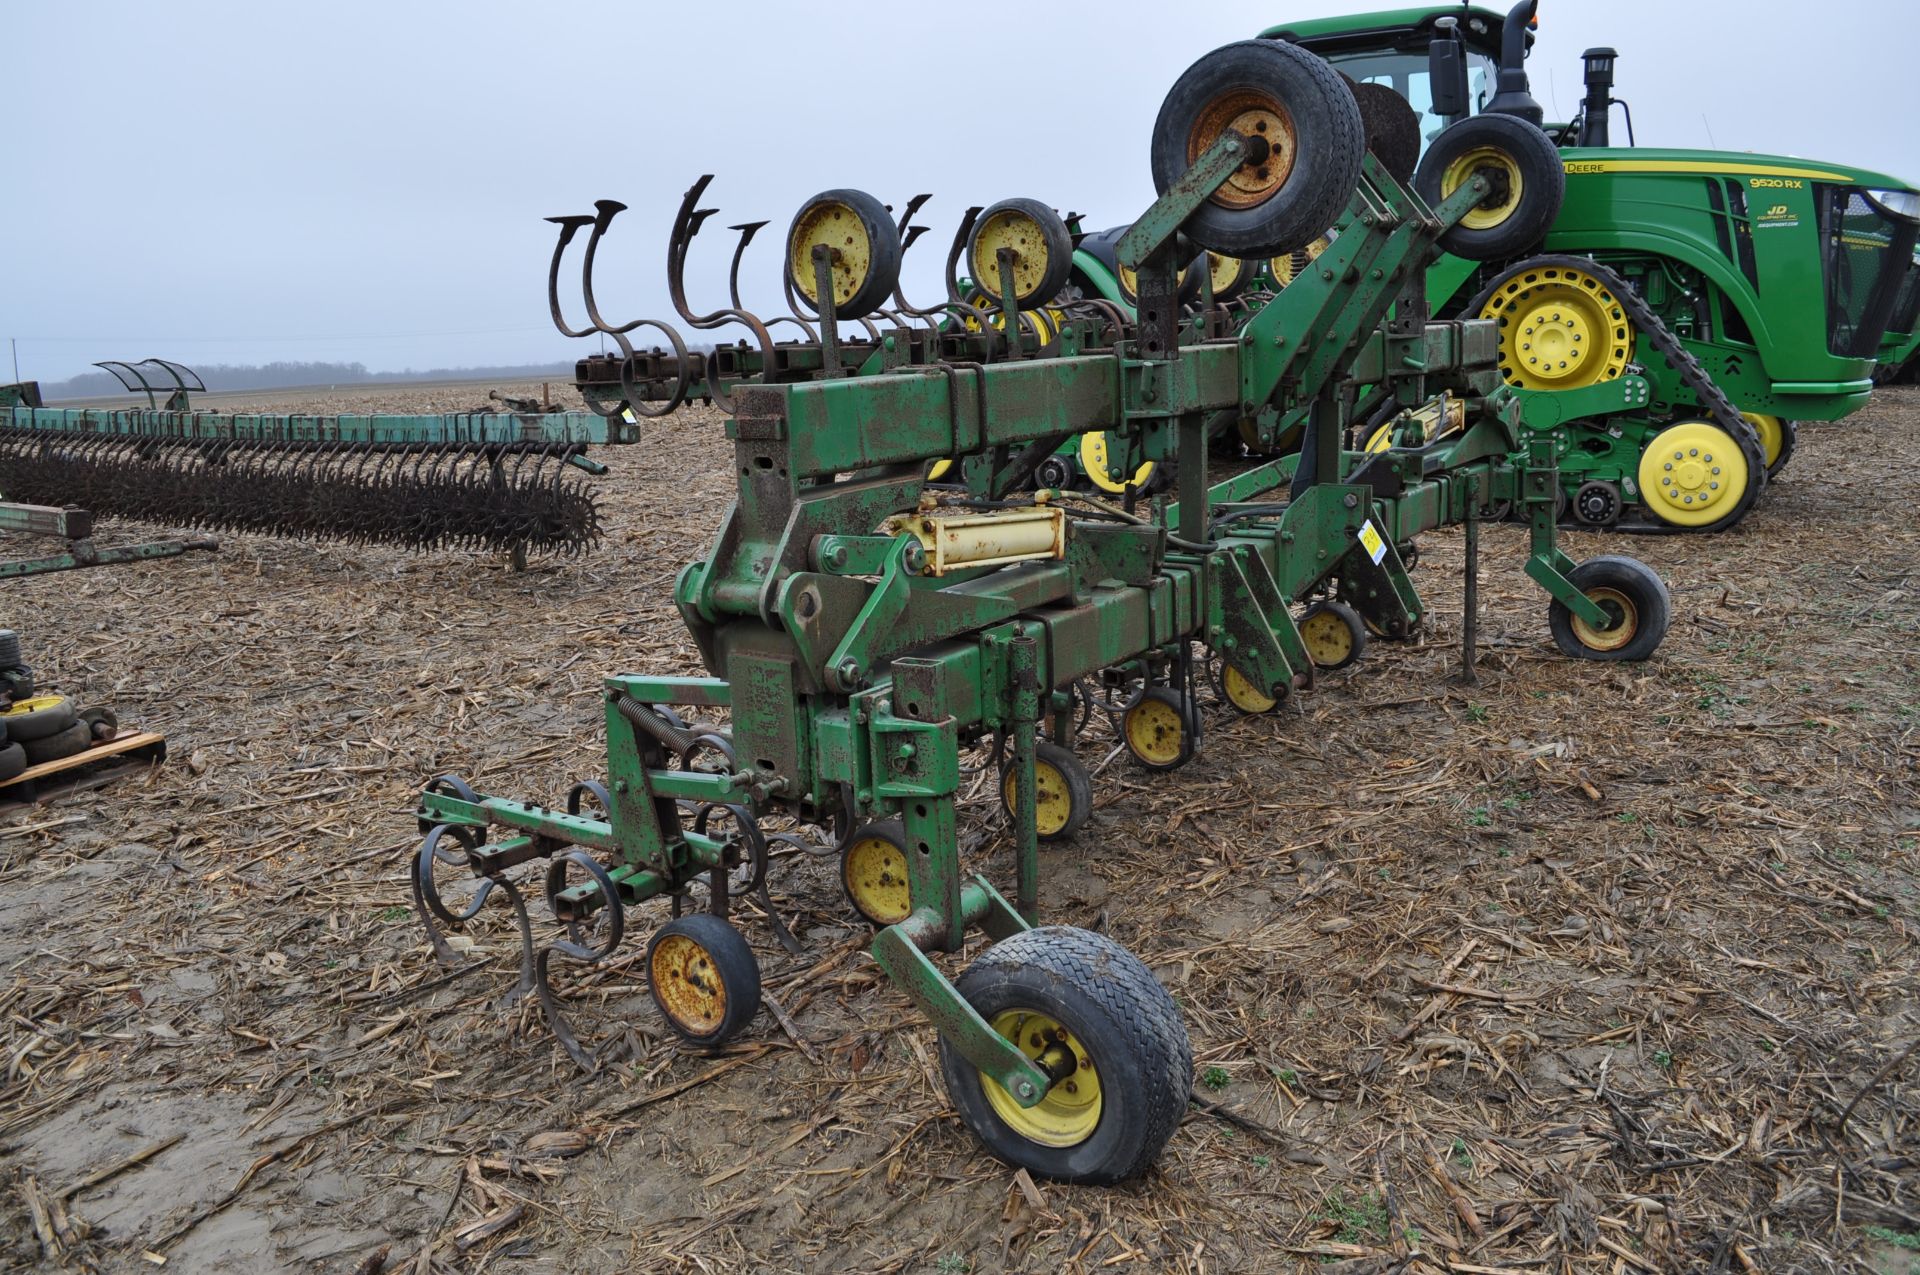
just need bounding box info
[2,382,1917,1274]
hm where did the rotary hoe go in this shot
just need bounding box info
[0,361,623,558]
[409,38,1678,1183]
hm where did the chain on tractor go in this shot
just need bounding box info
[407,37,1680,1185]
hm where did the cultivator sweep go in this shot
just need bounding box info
[1,372,630,556]
[410,38,1678,1183]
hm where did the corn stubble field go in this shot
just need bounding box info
[2,382,1917,1275]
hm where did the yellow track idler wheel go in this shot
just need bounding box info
[1219,662,1283,715]
[644,913,762,1048]
[1000,740,1094,841]
[1741,411,1798,479]
[1079,431,1154,495]
[1298,599,1366,670]
[939,925,1191,1183]
[1477,263,1634,391]
[840,819,913,927]
[1635,419,1756,531]
[1547,554,1672,662]
[785,188,902,321]
[1121,687,1196,772]
[1151,40,1365,258]
[968,198,1073,309]
[1412,113,1565,260]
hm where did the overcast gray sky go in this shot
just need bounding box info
[4,1,1914,385]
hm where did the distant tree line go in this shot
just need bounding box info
[38,360,580,399]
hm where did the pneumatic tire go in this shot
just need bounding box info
[939,926,1192,1184]
[644,913,762,1050]
[2,694,77,742]
[785,189,902,322]
[1415,112,1565,261]
[1150,40,1365,258]
[0,742,24,782]
[21,721,93,766]
[1548,554,1671,662]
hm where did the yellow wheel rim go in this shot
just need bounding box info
[1267,235,1329,290]
[650,934,728,1036]
[1441,146,1524,231]
[842,832,911,926]
[928,457,954,480]
[1221,665,1278,714]
[788,199,873,309]
[1002,760,1076,838]
[1187,89,1297,210]
[1478,265,1633,391]
[1570,585,1638,653]
[981,1009,1102,1147]
[962,293,1057,345]
[1206,252,1247,296]
[1636,420,1750,527]
[971,208,1054,305]
[1364,422,1394,454]
[1742,412,1785,469]
[1122,696,1185,766]
[1,695,64,717]
[1079,431,1154,494]
[1301,608,1354,666]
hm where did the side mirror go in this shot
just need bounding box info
[1428,17,1470,117]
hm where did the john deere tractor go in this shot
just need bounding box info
[1068,2,1920,530]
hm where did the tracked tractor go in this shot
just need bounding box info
[1067,2,1920,531]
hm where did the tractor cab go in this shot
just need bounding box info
[1261,6,1517,152]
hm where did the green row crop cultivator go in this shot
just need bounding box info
[410,38,1678,1182]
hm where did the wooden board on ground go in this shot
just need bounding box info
[0,729,166,814]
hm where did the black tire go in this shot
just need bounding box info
[1150,40,1365,258]
[645,913,762,1049]
[0,742,24,782]
[20,720,92,766]
[1120,687,1196,772]
[939,926,1192,1184]
[969,198,1073,308]
[2,695,77,742]
[1351,80,1421,185]
[1548,554,1671,662]
[999,741,1094,842]
[840,818,913,927]
[1414,112,1564,261]
[1299,599,1368,670]
[785,188,902,322]
[76,706,119,741]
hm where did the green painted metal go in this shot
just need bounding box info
[411,115,1672,1169]
[5,404,628,446]
[0,500,217,578]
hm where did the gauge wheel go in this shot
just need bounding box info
[939,926,1191,1184]
[1120,687,1196,772]
[1548,554,1672,662]
[1218,662,1283,715]
[786,188,902,321]
[999,741,1094,841]
[1078,431,1155,494]
[1150,40,1365,258]
[840,819,914,927]
[1299,599,1367,670]
[969,198,1073,309]
[1414,112,1565,260]
[645,913,762,1048]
